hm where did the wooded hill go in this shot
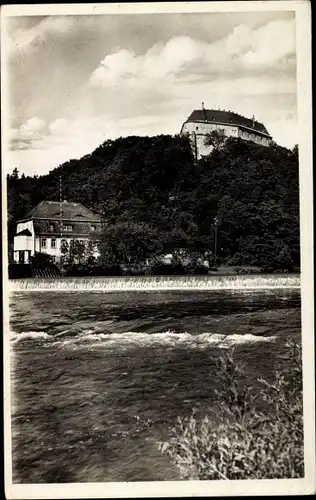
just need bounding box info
[7,134,300,272]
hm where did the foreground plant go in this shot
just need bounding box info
[159,339,304,479]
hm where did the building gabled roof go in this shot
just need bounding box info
[15,229,32,237]
[184,109,271,136]
[18,200,101,223]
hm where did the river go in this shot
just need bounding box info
[9,276,301,483]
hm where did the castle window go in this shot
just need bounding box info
[64,225,73,232]
[51,238,56,248]
[196,126,199,131]
[41,238,47,248]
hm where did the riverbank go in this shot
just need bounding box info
[8,262,300,280]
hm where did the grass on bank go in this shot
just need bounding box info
[159,339,304,480]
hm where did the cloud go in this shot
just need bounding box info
[90,19,296,90]
[241,20,296,68]
[20,117,46,134]
[45,114,181,151]
[49,118,69,136]
[268,119,298,149]
[9,117,47,150]
[90,37,211,89]
[7,17,76,54]
[86,17,297,153]
[6,111,187,175]
[226,24,252,56]
[5,15,297,176]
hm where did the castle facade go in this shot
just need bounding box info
[181,107,272,160]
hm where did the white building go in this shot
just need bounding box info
[13,200,102,264]
[181,107,272,160]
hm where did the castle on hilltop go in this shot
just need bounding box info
[180,104,272,160]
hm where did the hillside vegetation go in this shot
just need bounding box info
[7,134,300,272]
[159,338,303,479]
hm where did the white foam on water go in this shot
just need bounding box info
[55,329,72,337]
[208,333,276,349]
[11,331,51,343]
[9,274,300,292]
[44,329,276,350]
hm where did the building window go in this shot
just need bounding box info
[91,225,96,232]
[51,238,56,248]
[51,256,56,263]
[49,222,54,231]
[63,225,73,232]
[41,238,46,248]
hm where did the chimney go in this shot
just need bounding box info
[252,115,255,127]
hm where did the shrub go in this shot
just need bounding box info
[159,339,303,479]
[64,263,122,277]
[30,251,54,267]
[149,263,186,275]
[190,265,209,275]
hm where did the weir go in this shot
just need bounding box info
[9,274,300,292]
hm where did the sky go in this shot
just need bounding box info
[4,9,297,176]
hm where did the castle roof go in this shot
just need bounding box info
[185,109,271,136]
[18,200,101,223]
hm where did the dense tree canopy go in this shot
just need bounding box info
[7,133,300,271]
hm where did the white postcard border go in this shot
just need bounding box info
[1,2,314,498]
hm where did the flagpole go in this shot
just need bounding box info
[59,175,64,273]
[214,216,218,268]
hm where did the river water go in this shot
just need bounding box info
[9,278,301,483]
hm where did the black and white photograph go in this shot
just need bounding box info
[2,2,314,498]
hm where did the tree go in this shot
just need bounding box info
[60,239,70,267]
[11,167,19,181]
[7,133,300,273]
[99,221,160,267]
[204,129,227,151]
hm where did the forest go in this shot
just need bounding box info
[7,132,300,273]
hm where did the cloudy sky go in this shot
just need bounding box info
[4,9,297,176]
